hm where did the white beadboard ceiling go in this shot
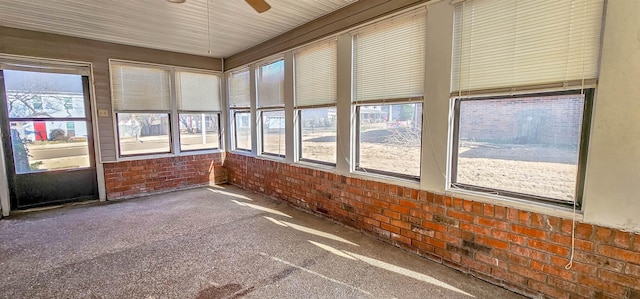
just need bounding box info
[0,0,357,58]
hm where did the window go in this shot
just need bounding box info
[177,71,221,151]
[257,59,285,157]
[352,9,426,179]
[357,103,422,179]
[111,61,222,157]
[294,38,337,165]
[227,68,252,151]
[450,0,604,205]
[261,110,285,156]
[452,91,593,205]
[233,110,251,151]
[111,63,171,156]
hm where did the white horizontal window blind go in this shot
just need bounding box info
[257,59,285,108]
[111,63,171,111]
[294,38,337,108]
[353,8,427,103]
[451,0,604,94]
[0,55,90,76]
[177,71,221,111]
[227,68,251,108]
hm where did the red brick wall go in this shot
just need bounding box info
[104,153,227,199]
[225,153,640,299]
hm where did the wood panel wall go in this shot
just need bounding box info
[0,26,222,162]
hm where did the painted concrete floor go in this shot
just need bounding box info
[0,185,526,299]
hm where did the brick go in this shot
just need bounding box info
[462,240,491,253]
[399,199,420,210]
[593,226,613,243]
[363,217,380,227]
[475,252,502,267]
[383,209,401,220]
[511,224,548,240]
[575,222,594,239]
[527,280,569,299]
[391,233,411,245]
[550,256,597,275]
[471,202,483,214]
[612,230,632,249]
[370,213,390,224]
[483,204,494,217]
[578,275,628,297]
[388,203,410,215]
[597,245,640,264]
[528,239,570,256]
[460,257,491,273]
[462,200,473,212]
[492,268,527,285]
[491,230,526,245]
[460,222,491,235]
[476,235,509,250]
[574,251,625,273]
[508,253,530,267]
[530,213,546,229]
[399,228,418,240]
[446,209,475,223]
[506,208,519,222]
[422,221,447,233]
[509,264,547,282]
[550,233,594,251]
[448,197,462,210]
[546,276,584,298]
[476,217,508,230]
[599,269,640,288]
[494,206,507,220]
[625,263,640,277]
[390,219,410,230]
[424,237,446,249]
[511,244,550,262]
[432,214,459,227]
[518,211,531,224]
[447,244,472,257]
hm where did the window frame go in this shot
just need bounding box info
[175,69,223,152]
[297,106,337,167]
[259,108,286,158]
[231,109,252,152]
[354,100,423,181]
[177,111,221,152]
[449,89,594,208]
[115,111,173,157]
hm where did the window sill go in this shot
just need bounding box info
[445,185,584,220]
[115,149,224,162]
[351,169,421,190]
[295,160,336,172]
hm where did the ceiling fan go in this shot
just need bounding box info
[167,0,271,13]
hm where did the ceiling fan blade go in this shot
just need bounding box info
[245,0,271,13]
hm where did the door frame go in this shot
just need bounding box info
[0,54,107,216]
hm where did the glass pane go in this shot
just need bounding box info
[3,70,85,118]
[300,107,336,164]
[234,111,251,151]
[117,113,170,156]
[358,103,422,178]
[455,94,584,201]
[9,121,90,174]
[261,110,285,156]
[179,113,219,151]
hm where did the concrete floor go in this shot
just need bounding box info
[0,185,526,299]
